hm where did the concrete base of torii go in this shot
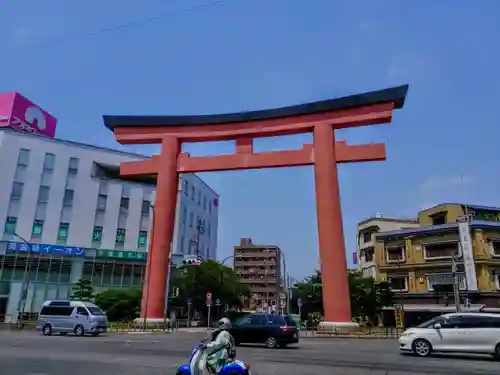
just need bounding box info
[133,317,170,329]
[316,321,360,334]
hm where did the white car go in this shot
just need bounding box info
[399,312,500,359]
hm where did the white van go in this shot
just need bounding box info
[36,300,108,337]
[399,312,500,359]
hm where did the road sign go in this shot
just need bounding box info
[215,298,221,306]
[206,292,212,306]
[297,298,303,308]
[280,293,286,300]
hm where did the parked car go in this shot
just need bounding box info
[229,313,299,349]
[36,300,108,337]
[399,312,500,359]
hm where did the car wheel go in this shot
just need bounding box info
[42,324,52,336]
[74,325,85,337]
[412,339,432,357]
[265,336,278,349]
[494,343,500,360]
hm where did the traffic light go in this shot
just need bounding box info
[182,255,202,266]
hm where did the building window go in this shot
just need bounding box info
[68,157,79,174]
[427,273,466,291]
[43,153,55,171]
[494,272,500,290]
[208,201,212,215]
[38,186,50,203]
[191,186,195,200]
[138,231,148,248]
[207,223,211,238]
[3,217,17,234]
[120,197,130,210]
[423,242,457,260]
[489,241,500,257]
[96,194,107,211]
[181,207,187,224]
[203,195,207,210]
[63,189,74,206]
[386,245,405,263]
[32,220,44,237]
[197,191,201,205]
[17,148,30,166]
[189,212,194,228]
[388,276,408,292]
[184,180,189,196]
[115,228,126,245]
[11,182,24,199]
[92,226,103,243]
[431,214,447,225]
[362,231,372,243]
[57,223,70,243]
[141,200,150,216]
[363,248,374,262]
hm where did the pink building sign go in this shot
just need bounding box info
[0,92,57,137]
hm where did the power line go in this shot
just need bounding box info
[24,0,231,48]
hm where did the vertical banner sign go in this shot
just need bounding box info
[352,252,358,265]
[206,292,212,306]
[458,221,478,291]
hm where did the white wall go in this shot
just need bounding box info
[0,130,219,258]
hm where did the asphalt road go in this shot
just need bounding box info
[1,330,499,375]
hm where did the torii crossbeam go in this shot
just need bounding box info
[103,84,408,331]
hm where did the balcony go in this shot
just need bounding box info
[427,272,466,291]
[386,246,405,264]
[423,242,458,260]
[238,276,277,283]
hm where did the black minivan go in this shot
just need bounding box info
[229,313,299,349]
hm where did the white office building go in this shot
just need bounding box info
[0,128,218,319]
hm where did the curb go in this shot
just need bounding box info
[302,334,398,339]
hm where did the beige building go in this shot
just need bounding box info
[233,238,282,310]
[374,203,500,307]
[356,215,419,278]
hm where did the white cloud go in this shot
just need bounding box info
[420,175,476,192]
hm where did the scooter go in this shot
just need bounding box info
[176,344,251,375]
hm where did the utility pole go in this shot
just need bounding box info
[452,253,461,312]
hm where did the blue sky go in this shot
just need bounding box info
[1,0,499,280]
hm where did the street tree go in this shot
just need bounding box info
[70,278,94,301]
[173,260,251,314]
[94,288,141,322]
[293,270,394,324]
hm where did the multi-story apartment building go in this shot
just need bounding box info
[374,203,500,307]
[356,215,419,277]
[0,128,218,320]
[233,238,282,311]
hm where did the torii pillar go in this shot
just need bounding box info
[103,85,408,331]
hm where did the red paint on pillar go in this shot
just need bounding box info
[313,123,351,322]
[140,137,180,319]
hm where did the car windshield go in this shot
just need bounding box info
[87,306,105,315]
[415,316,444,328]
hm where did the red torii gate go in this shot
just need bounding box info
[103,84,408,330]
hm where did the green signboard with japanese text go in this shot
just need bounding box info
[95,249,147,261]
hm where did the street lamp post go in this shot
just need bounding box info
[265,248,289,314]
[142,203,155,330]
